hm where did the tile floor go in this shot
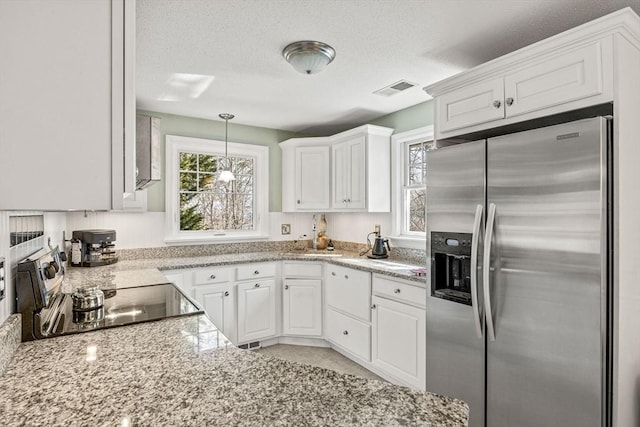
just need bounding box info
[256,344,384,382]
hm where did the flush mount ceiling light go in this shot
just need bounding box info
[218,113,235,182]
[283,41,336,75]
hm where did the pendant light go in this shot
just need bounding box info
[218,113,235,182]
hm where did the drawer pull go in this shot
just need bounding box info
[209,274,216,280]
[224,291,229,297]
[493,100,501,109]
[331,272,336,276]
[254,270,260,275]
[284,285,289,290]
[344,275,349,279]
[506,97,514,106]
[394,288,401,294]
[372,304,377,309]
[254,283,261,288]
[343,330,349,335]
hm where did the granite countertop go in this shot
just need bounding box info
[0,314,468,426]
[63,250,427,293]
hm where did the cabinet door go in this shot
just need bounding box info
[504,41,604,118]
[295,146,330,210]
[237,280,277,343]
[0,0,134,210]
[332,137,366,210]
[436,77,504,134]
[372,296,426,390]
[325,265,371,322]
[283,279,322,336]
[194,284,234,339]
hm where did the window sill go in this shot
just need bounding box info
[389,235,426,250]
[165,234,270,246]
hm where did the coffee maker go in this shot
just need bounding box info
[70,229,118,267]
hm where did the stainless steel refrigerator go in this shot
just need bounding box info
[426,117,611,427]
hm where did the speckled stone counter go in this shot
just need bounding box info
[64,250,427,293]
[0,314,21,375]
[0,314,468,426]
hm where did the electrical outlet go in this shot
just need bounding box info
[374,224,381,235]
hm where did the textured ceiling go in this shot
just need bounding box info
[136,0,640,135]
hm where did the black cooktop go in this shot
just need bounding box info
[56,283,202,335]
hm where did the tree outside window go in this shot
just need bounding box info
[179,152,255,231]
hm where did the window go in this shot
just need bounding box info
[390,126,434,249]
[165,135,269,243]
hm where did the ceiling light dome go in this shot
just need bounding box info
[283,41,336,75]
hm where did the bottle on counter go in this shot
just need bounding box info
[327,239,334,251]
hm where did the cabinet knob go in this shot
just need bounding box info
[493,100,501,109]
[347,198,351,203]
[344,275,349,279]
[254,270,260,275]
[331,272,336,276]
[372,304,377,309]
[343,330,349,335]
[394,288,401,294]
[284,285,289,290]
[506,97,514,106]
[297,200,301,204]
[254,283,261,288]
[224,291,229,297]
[210,274,216,280]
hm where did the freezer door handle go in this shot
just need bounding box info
[470,204,483,339]
[483,202,497,341]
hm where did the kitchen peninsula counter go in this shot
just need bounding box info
[0,313,468,426]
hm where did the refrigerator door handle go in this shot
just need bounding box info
[483,202,497,341]
[470,204,483,339]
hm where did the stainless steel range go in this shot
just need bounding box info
[15,247,202,341]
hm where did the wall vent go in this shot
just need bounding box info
[374,80,418,97]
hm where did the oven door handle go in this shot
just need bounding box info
[470,204,483,340]
[483,203,497,341]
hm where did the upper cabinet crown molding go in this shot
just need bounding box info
[280,124,393,213]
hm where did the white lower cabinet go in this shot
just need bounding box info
[237,279,277,343]
[371,295,426,390]
[326,308,371,361]
[194,284,235,339]
[283,279,322,336]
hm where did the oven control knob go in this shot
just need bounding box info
[42,264,56,279]
[50,260,60,273]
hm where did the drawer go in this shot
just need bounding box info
[237,262,276,281]
[283,261,323,278]
[326,308,370,361]
[325,264,371,322]
[194,266,232,285]
[372,275,426,308]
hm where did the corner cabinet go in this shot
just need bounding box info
[282,261,323,337]
[0,0,136,210]
[236,263,279,344]
[280,125,393,213]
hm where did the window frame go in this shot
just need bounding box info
[390,125,434,250]
[165,134,269,244]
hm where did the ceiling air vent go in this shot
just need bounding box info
[374,80,418,97]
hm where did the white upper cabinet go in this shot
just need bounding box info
[427,26,614,139]
[332,135,366,210]
[296,146,331,210]
[0,0,135,210]
[436,78,505,133]
[280,125,393,213]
